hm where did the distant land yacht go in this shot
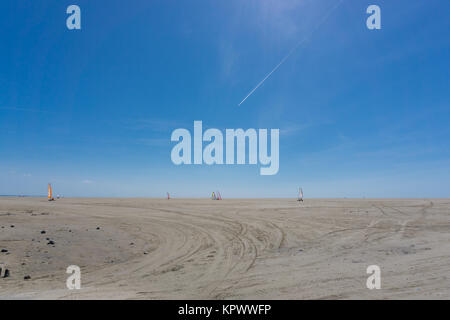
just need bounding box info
[48,183,55,201]
[298,188,303,202]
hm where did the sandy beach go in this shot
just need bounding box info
[0,197,449,299]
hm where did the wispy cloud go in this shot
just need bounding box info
[280,122,323,136]
[0,107,49,113]
[135,138,168,147]
[250,0,309,39]
[219,40,239,80]
[125,118,182,132]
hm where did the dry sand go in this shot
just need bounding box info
[0,197,449,299]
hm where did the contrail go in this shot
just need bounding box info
[238,0,344,106]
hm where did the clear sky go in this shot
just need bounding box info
[0,0,449,198]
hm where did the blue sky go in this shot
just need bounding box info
[0,0,449,197]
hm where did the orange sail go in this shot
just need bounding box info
[48,183,52,200]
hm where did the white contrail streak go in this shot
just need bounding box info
[238,0,344,106]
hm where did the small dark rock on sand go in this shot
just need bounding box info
[41,230,46,234]
[24,275,31,280]
[1,249,8,253]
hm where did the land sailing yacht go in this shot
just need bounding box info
[48,183,55,201]
[298,188,303,202]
